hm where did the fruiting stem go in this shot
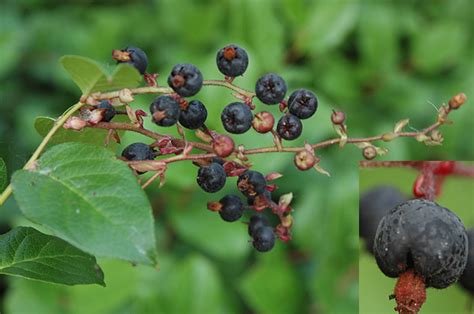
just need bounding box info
[393,269,426,314]
[202,79,255,98]
[0,101,84,206]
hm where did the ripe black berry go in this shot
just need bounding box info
[288,89,318,119]
[255,73,287,104]
[216,44,249,77]
[150,96,180,127]
[179,100,207,129]
[276,114,302,140]
[96,100,116,122]
[359,186,406,254]
[112,46,148,75]
[121,143,155,161]
[459,228,474,293]
[221,102,253,134]
[237,170,266,197]
[168,63,203,97]
[121,143,155,174]
[197,162,226,193]
[248,214,269,237]
[218,195,244,222]
[252,226,275,252]
[374,199,468,288]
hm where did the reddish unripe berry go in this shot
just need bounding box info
[212,134,235,158]
[294,150,317,171]
[448,93,467,110]
[362,146,377,160]
[252,111,275,133]
[331,110,346,125]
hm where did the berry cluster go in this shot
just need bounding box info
[109,44,305,252]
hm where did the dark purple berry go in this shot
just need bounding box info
[197,162,226,193]
[276,114,302,140]
[211,157,225,165]
[248,214,269,237]
[221,102,253,134]
[96,100,116,122]
[150,96,180,127]
[113,46,148,75]
[168,63,203,97]
[121,143,155,174]
[218,195,244,222]
[216,44,249,77]
[459,228,474,293]
[374,199,468,288]
[237,170,266,197]
[179,100,207,129]
[359,186,406,254]
[252,226,276,252]
[288,89,318,119]
[121,143,155,161]
[255,73,287,105]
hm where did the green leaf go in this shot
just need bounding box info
[60,55,142,95]
[296,1,359,54]
[34,116,125,150]
[412,22,467,73]
[0,227,104,286]
[11,143,158,266]
[0,157,6,192]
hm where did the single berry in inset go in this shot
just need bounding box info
[276,114,302,140]
[96,100,116,122]
[179,100,207,129]
[112,46,148,74]
[248,214,269,236]
[218,195,244,222]
[359,186,406,254]
[252,111,275,133]
[150,96,180,127]
[252,226,276,252]
[255,73,287,105]
[216,44,249,77]
[288,89,318,119]
[168,63,203,97]
[197,162,226,193]
[459,228,474,294]
[374,199,468,289]
[221,102,253,134]
[237,170,267,197]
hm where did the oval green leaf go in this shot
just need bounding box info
[60,55,142,95]
[0,227,104,286]
[11,143,157,266]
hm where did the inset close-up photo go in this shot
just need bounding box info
[359,161,474,314]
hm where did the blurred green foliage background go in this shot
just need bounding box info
[359,164,474,314]
[0,0,473,313]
